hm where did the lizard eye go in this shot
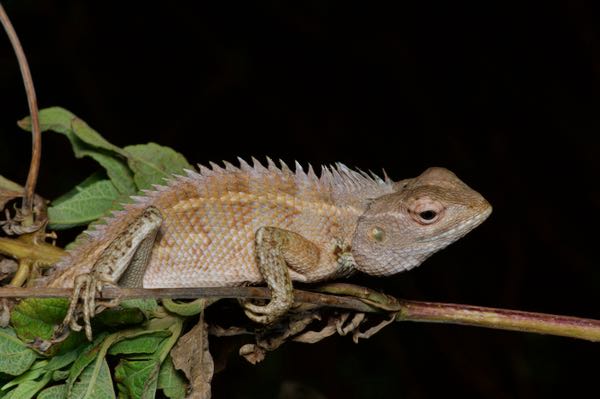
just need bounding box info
[369,226,386,242]
[419,210,437,221]
[410,198,444,225]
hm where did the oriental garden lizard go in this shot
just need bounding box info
[36,159,492,340]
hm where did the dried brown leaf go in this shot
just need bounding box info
[0,189,21,209]
[171,312,213,399]
[0,257,18,276]
[351,313,396,343]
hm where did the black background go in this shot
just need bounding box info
[1,1,600,398]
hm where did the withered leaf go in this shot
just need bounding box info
[171,312,213,399]
[0,189,21,210]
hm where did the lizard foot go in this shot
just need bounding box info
[242,294,294,324]
[58,273,119,341]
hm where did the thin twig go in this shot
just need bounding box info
[1,285,600,342]
[0,3,42,215]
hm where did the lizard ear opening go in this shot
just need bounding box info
[368,226,386,242]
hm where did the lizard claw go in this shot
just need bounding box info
[243,295,294,324]
[58,273,118,341]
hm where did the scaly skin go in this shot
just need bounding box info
[39,158,492,337]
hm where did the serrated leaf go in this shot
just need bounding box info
[0,328,37,376]
[158,356,186,399]
[70,358,115,399]
[37,384,67,399]
[123,143,191,190]
[48,180,120,229]
[2,371,52,399]
[108,331,170,356]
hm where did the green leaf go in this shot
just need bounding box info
[158,356,186,399]
[37,384,67,399]
[114,358,161,399]
[93,307,145,329]
[18,107,78,137]
[11,298,69,341]
[70,117,124,155]
[48,179,120,229]
[19,107,135,195]
[18,107,124,156]
[120,299,159,314]
[46,347,81,371]
[67,328,171,398]
[77,150,136,195]
[66,333,110,392]
[0,328,37,375]
[162,298,207,317]
[51,173,105,207]
[114,318,183,399]
[70,358,115,399]
[123,143,191,190]
[108,331,171,356]
[2,371,52,399]
[10,299,83,356]
[1,360,47,390]
[51,370,69,381]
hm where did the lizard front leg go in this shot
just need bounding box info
[244,226,320,324]
[58,206,163,340]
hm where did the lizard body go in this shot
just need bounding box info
[39,159,492,338]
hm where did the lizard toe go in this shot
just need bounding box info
[244,309,271,324]
[243,299,291,324]
[69,319,83,332]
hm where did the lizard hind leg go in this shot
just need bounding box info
[57,206,163,342]
[244,226,320,324]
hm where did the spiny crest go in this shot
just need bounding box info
[188,157,393,195]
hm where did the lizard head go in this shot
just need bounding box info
[351,167,492,276]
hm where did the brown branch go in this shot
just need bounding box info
[1,285,600,342]
[0,286,378,313]
[0,3,42,215]
[396,300,600,342]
